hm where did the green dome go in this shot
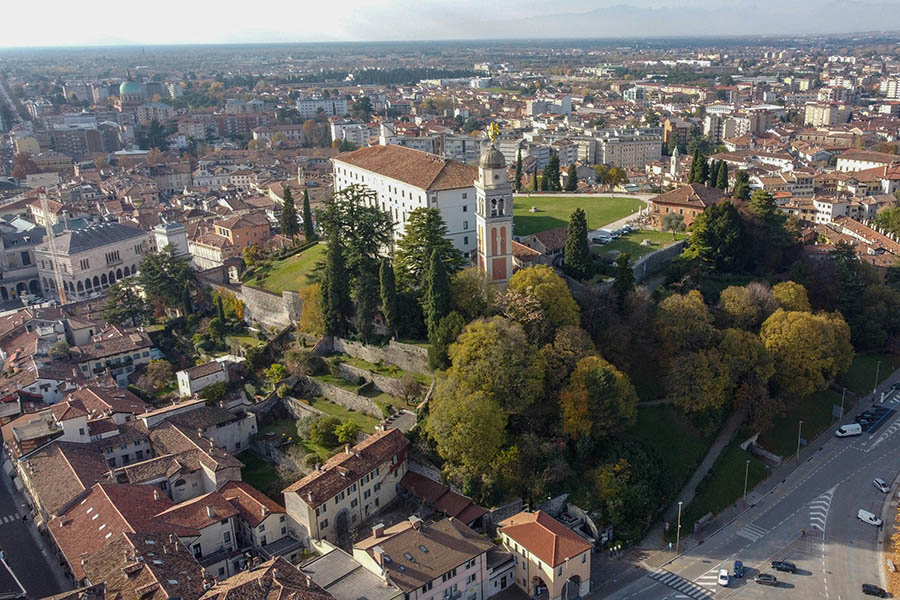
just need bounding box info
[119,80,142,96]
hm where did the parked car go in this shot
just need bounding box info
[591,236,611,245]
[771,560,796,573]
[755,573,778,587]
[858,509,883,527]
[613,227,628,237]
[717,569,730,587]
[835,423,863,437]
[874,478,890,493]
[597,228,618,239]
[622,224,635,233]
[863,583,888,597]
[732,560,744,578]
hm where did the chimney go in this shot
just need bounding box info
[153,489,160,501]
[261,506,269,518]
[307,492,314,503]
[206,505,215,519]
[169,534,176,544]
[344,443,351,455]
[373,546,385,566]
[372,523,385,538]
[409,516,423,530]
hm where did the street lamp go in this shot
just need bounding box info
[743,459,750,501]
[675,501,683,554]
[874,360,882,396]
[840,387,846,420]
[796,420,803,463]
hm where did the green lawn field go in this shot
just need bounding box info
[837,352,900,396]
[513,195,641,237]
[592,229,687,261]
[245,244,326,294]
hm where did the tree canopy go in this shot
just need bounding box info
[394,208,466,290]
[560,355,638,440]
[507,265,580,332]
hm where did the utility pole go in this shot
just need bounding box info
[874,361,882,396]
[743,459,750,501]
[675,501,683,554]
[840,387,846,420]
[796,420,803,463]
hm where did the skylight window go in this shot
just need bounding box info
[419,545,429,553]
[404,552,415,562]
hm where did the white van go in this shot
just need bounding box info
[836,423,863,437]
[858,509,883,527]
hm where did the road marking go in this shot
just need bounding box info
[867,413,900,452]
[735,523,767,542]
[695,569,720,592]
[649,569,714,600]
[809,485,836,532]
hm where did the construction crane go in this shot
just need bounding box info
[39,188,66,304]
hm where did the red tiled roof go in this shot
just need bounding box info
[334,145,475,191]
[499,510,592,567]
[220,481,285,527]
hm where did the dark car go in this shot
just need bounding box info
[733,560,744,578]
[862,583,888,597]
[771,560,796,573]
[755,573,778,586]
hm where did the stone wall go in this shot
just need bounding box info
[331,338,430,375]
[537,493,569,517]
[632,239,687,283]
[335,363,425,399]
[202,280,301,330]
[484,499,525,536]
[282,395,325,420]
[302,376,382,418]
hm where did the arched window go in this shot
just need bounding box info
[76,281,84,292]
[85,279,92,289]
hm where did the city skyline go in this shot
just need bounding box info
[3,0,900,48]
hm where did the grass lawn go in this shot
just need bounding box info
[245,243,326,294]
[681,441,768,533]
[309,397,380,434]
[513,195,641,236]
[226,335,265,349]
[838,352,900,396]
[593,230,687,262]
[339,354,433,386]
[239,452,286,501]
[698,274,757,304]
[758,389,845,457]
[626,405,714,499]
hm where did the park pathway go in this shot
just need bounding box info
[642,409,746,548]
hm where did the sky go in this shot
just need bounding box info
[3,0,900,48]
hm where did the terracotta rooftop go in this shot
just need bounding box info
[220,481,285,527]
[334,145,476,191]
[199,556,334,600]
[651,183,726,209]
[499,510,592,568]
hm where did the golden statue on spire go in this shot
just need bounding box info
[488,122,499,144]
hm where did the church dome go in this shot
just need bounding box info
[119,80,142,96]
[479,146,506,169]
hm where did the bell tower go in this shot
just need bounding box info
[475,123,514,285]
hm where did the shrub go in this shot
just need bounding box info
[335,422,359,444]
[309,416,342,448]
[276,384,289,398]
[301,453,320,469]
[306,355,327,375]
[296,414,318,439]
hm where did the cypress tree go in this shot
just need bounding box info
[379,259,398,338]
[699,158,709,186]
[733,169,751,201]
[354,269,379,342]
[280,187,300,242]
[321,242,351,336]
[532,166,539,192]
[706,160,716,186]
[565,164,578,191]
[688,148,701,182]
[514,149,523,192]
[181,287,192,316]
[564,208,593,280]
[423,250,450,337]
[216,295,226,321]
[716,161,729,190]
[612,253,635,310]
[302,189,315,241]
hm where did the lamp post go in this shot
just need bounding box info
[796,420,803,463]
[840,387,846,420]
[675,501,683,554]
[874,361,882,396]
[743,459,751,501]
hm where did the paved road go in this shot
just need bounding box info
[0,463,70,598]
[600,375,900,600]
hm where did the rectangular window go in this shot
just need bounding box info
[374,483,381,492]
[463,220,468,229]
[363,489,371,499]
[259,524,265,532]
[224,531,231,543]
[320,519,328,529]
[351,499,358,508]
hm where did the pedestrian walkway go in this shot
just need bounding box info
[735,523,768,542]
[0,514,22,526]
[648,568,714,600]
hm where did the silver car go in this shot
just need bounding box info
[874,478,890,493]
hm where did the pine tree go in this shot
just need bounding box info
[423,250,450,337]
[514,149,523,192]
[733,169,751,201]
[302,189,315,241]
[280,187,300,242]
[716,161,729,190]
[688,148,701,183]
[321,242,351,336]
[379,259,398,338]
[216,295,226,321]
[564,208,593,280]
[565,164,578,191]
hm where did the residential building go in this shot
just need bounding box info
[199,556,335,600]
[296,95,348,119]
[213,213,271,254]
[499,511,592,600]
[303,540,402,600]
[331,121,369,148]
[32,151,74,175]
[804,102,851,127]
[353,516,495,600]
[35,222,150,301]
[283,428,409,543]
[649,183,726,228]
[177,360,230,397]
[332,145,478,258]
[69,325,153,385]
[835,150,900,173]
[49,123,104,161]
[220,480,303,563]
[596,129,663,168]
[252,124,306,146]
[136,103,175,125]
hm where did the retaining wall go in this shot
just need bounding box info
[484,499,526,536]
[335,363,425,399]
[282,395,325,420]
[303,376,382,418]
[331,338,430,375]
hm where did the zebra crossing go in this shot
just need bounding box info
[649,568,715,600]
[0,514,21,524]
[868,414,900,452]
[735,522,767,542]
[694,569,721,593]
[808,486,835,532]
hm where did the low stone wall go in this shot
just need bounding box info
[303,376,382,418]
[201,280,302,330]
[632,239,687,283]
[331,337,430,375]
[335,363,425,399]
[484,499,525,536]
[282,395,325,420]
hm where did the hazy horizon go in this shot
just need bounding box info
[3,0,900,49]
